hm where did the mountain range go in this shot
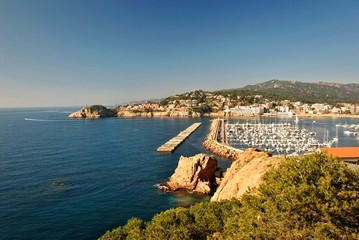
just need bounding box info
[215,80,359,104]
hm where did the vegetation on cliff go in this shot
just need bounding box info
[237,79,359,104]
[68,105,116,118]
[99,153,359,239]
[88,105,109,112]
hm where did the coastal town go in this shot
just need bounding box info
[114,89,359,117]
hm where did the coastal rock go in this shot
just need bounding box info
[153,111,171,117]
[211,148,284,201]
[162,153,218,194]
[68,105,115,118]
[203,111,225,117]
[116,109,201,118]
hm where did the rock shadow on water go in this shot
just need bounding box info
[167,190,211,208]
[16,177,76,207]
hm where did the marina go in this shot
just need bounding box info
[157,122,202,153]
[337,124,359,136]
[225,120,336,155]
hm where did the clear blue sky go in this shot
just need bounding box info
[1,0,358,107]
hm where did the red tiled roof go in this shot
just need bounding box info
[321,147,359,159]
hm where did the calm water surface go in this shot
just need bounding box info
[0,108,228,240]
[0,108,357,240]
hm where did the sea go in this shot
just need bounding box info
[0,107,358,240]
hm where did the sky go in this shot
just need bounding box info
[0,0,358,107]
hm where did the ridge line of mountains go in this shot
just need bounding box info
[166,79,359,105]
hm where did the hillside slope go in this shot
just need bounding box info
[238,79,359,103]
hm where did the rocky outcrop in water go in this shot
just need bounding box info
[68,105,115,118]
[211,148,284,201]
[159,153,218,194]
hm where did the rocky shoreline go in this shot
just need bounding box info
[68,106,225,119]
[69,105,359,119]
[158,118,285,201]
[158,148,285,201]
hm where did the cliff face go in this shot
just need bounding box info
[69,107,215,119]
[211,148,284,201]
[116,110,202,117]
[68,105,115,118]
[159,154,218,194]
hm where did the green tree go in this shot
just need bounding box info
[222,153,359,239]
[100,153,359,240]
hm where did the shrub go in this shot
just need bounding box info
[99,153,359,239]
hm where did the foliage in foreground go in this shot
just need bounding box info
[99,153,359,239]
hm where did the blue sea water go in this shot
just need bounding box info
[0,108,358,240]
[0,108,230,240]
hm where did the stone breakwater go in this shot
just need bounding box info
[202,119,243,161]
[157,123,202,153]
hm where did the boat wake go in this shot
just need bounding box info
[24,118,72,122]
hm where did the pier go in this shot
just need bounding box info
[157,122,202,153]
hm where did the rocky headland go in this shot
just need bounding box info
[68,105,115,118]
[160,149,284,200]
[210,148,284,201]
[68,105,225,118]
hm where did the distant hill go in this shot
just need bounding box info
[121,80,359,106]
[217,80,359,104]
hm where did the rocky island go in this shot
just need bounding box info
[68,105,115,118]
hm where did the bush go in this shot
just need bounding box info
[222,153,359,239]
[88,105,107,112]
[99,153,359,239]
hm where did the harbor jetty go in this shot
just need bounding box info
[157,123,202,153]
[202,119,244,160]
